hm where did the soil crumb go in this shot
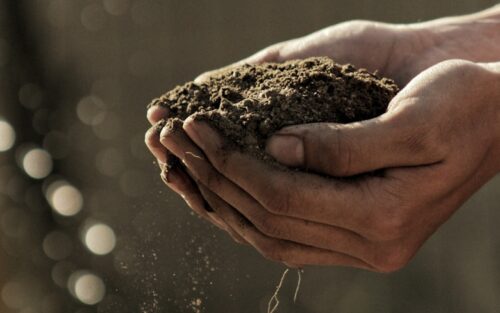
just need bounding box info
[149,57,399,162]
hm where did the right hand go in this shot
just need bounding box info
[145,9,500,254]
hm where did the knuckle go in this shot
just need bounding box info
[374,245,412,273]
[262,188,291,215]
[260,243,288,263]
[261,174,302,215]
[370,211,408,241]
[328,128,353,176]
[260,42,286,62]
[304,126,354,177]
[202,168,222,190]
[405,126,446,161]
[210,147,230,172]
[256,216,288,239]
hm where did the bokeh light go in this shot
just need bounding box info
[68,271,106,305]
[83,223,116,255]
[43,230,73,260]
[103,0,129,16]
[0,120,16,152]
[76,96,107,126]
[21,148,53,179]
[46,180,83,217]
[1,281,28,310]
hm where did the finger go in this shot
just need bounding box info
[196,187,249,246]
[197,183,373,269]
[157,120,247,239]
[183,118,381,234]
[147,105,169,125]
[145,120,168,163]
[160,118,373,258]
[265,109,446,177]
[159,164,215,222]
[182,148,376,264]
[159,118,201,164]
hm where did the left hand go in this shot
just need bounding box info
[161,60,500,272]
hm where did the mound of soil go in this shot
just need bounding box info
[148,57,399,162]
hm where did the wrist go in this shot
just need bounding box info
[477,62,500,172]
[408,6,500,66]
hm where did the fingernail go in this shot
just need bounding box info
[266,134,304,166]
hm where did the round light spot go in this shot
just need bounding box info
[68,271,106,305]
[46,181,83,217]
[0,120,16,152]
[1,281,31,309]
[76,96,107,126]
[103,0,129,16]
[22,148,53,179]
[84,223,116,255]
[81,4,106,31]
[43,231,73,260]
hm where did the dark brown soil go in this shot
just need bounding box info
[149,57,399,162]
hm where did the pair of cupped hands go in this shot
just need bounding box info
[146,19,500,272]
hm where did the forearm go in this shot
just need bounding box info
[412,5,500,63]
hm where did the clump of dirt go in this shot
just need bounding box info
[148,57,399,161]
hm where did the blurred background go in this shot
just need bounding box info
[0,0,499,312]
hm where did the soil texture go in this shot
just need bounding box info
[149,57,399,162]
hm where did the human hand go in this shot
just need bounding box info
[196,5,500,87]
[176,60,500,272]
[145,6,500,267]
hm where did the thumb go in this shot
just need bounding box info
[265,114,442,177]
